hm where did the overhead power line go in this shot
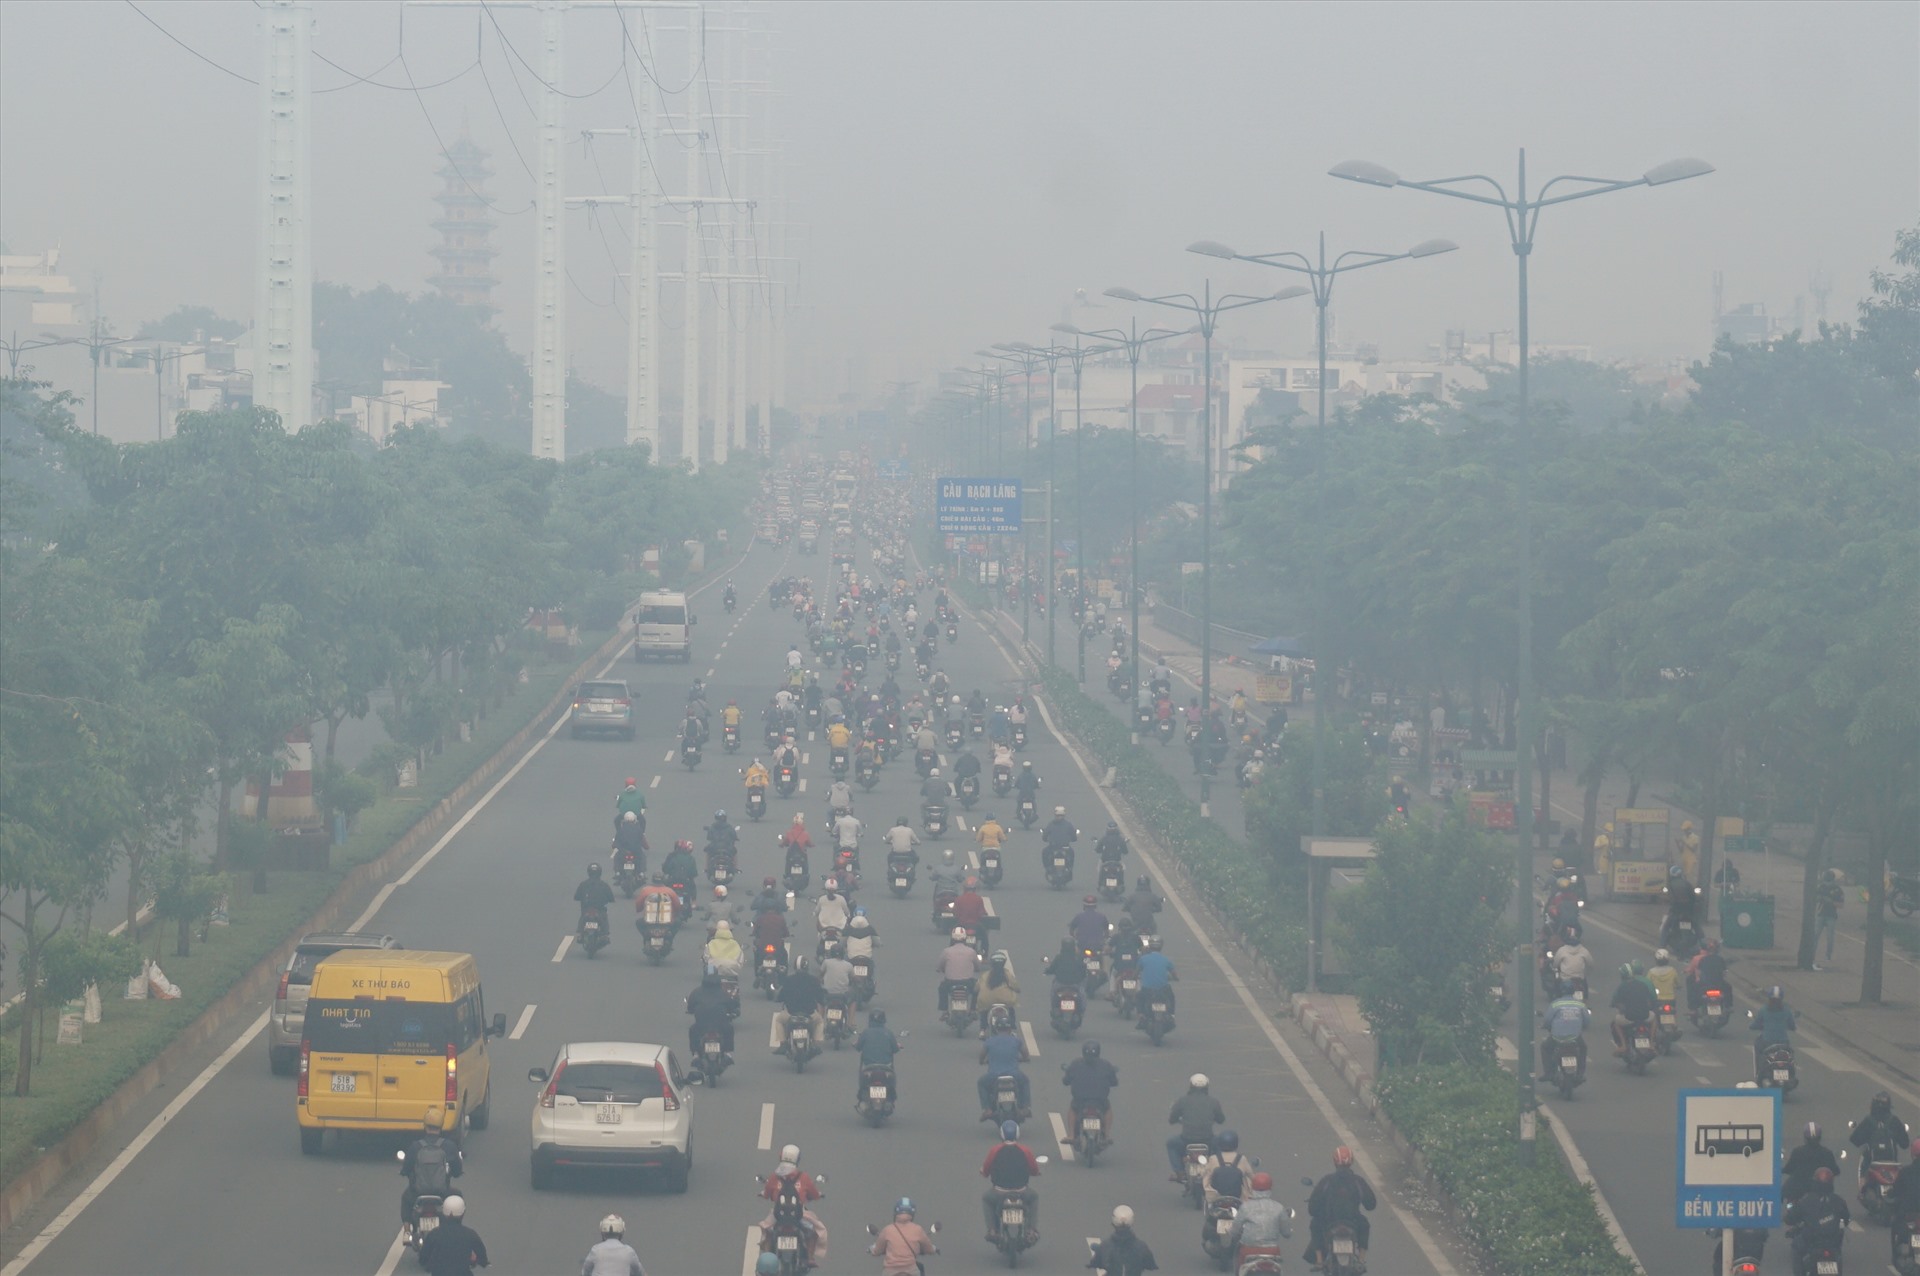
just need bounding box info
[124,0,257,84]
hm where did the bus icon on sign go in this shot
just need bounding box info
[1695,1124,1765,1158]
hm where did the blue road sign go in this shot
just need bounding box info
[874,459,909,481]
[936,477,1022,534]
[1675,1087,1783,1229]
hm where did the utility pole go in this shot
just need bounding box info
[569,124,658,454]
[255,0,311,431]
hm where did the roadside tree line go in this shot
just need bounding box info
[0,391,753,1092]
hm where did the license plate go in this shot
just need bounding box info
[1773,1069,1790,1081]
[893,876,908,888]
[590,700,613,712]
[1083,1118,1101,1131]
[1561,1057,1578,1071]
[417,1216,439,1234]
[949,995,967,1010]
[704,1040,721,1055]
[1708,1004,1724,1018]
[585,920,600,931]
[330,1073,356,1093]
[1217,1219,1233,1235]
[827,1008,843,1021]
[1122,979,1137,990]
[1816,1263,1838,1275]
[1333,1238,1355,1255]
[1634,1033,1651,1048]
[1660,1013,1677,1026]
[595,1104,622,1124]
[1910,1234,1920,1250]
[869,1085,888,1099]
[1002,1208,1024,1226]
[791,1030,808,1043]
[1059,998,1076,1012]
[777,1235,799,1251]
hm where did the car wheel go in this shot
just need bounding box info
[299,1127,323,1156]
[531,1160,553,1191]
[663,1157,690,1194]
[469,1083,491,1130]
[268,1046,294,1076]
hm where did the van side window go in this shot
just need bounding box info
[452,992,479,1051]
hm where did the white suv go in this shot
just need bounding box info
[527,1042,693,1191]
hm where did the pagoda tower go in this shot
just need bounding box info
[428,130,499,309]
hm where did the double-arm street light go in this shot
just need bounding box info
[1103,282,1308,735]
[1044,327,1126,683]
[989,342,1053,644]
[1330,147,1712,1166]
[1187,234,1457,873]
[1054,318,1190,737]
[1001,340,1077,667]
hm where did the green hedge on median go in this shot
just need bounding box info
[1036,667,1638,1276]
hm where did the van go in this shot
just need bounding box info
[632,590,695,662]
[296,951,506,1154]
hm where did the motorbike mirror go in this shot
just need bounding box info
[814,1173,828,1187]
[866,1225,880,1237]
[527,1066,550,1083]
[1035,1155,1050,1165]
[754,1174,768,1187]
[1301,1176,1316,1187]
[396,1148,408,1162]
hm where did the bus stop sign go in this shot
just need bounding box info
[1676,1087,1782,1228]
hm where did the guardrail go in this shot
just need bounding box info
[1150,602,1266,657]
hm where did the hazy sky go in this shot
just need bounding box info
[2,1,1914,403]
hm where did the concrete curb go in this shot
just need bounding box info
[0,539,766,1233]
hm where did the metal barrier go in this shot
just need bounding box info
[1151,603,1265,657]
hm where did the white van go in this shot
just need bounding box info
[632,591,695,662]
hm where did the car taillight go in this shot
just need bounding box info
[657,1062,679,1111]
[276,972,290,1001]
[444,1044,458,1107]
[540,1060,565,1108]
[297,1039,310,1097]
[618,699,631,707]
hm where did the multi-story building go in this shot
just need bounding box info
[428,133,499,309]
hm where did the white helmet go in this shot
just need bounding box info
[781,1142,801,1164]
[443,1195,467,1219]
[1111,1205,1135,1227]
[952,927,968,942]
[1189,1073,1210,1090]
[599,1213,625,1238]
[1654,948,1672,964]
[1054,805,1066,816]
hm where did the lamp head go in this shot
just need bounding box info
[1103,287,1144,302]
[1642,157,1715,187]
[1186,240,1239,260]
[1329,160,1402,187]
[1049,322,1080,336]
[1407,238,1459,258]
[1270,285,1311,302]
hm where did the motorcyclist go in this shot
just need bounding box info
[827,777,857,820]
[775,956,826,1046]
[685,969,736,1066]
[1783,1167,1849,1273]
[978,1003,1033,1118]
[1013,760,1040,803]
[722,697,743,731]
[1750,984,1797,1080]
[831,810,864,866]
[750,876,788,917]
[1204,1128,1254,1207]
[1784,1121,1841,1207]
[1123,876,1163,934]
[883,816,920,861]
[1090,1205,1159,1276]
[819,949,856,1010]
[581,1213,645,1276]
[661,839,698,891]
[1067,895,1109,950]
[843,908,878,960]
[1059,1038,1120,1142]
[1228,1172,1293,1270]
[919,767,952,805]
[937,927,982,1010]
[1551,929,1595,998]
[417,1195,489,1276]
[1687,936,1732,1010]
[1166,1074,1225,1180]
[1540,979,1592,1079]
[815,883,853,934]
[975,814,1007,854]
[1889,1139,1920,1269]
[826,717,853,752]
[1041,807,1079,874]
[615,778,648,831]
[1660,864,1702,950]
[614,810,646,874]
[868,1197,935,1275]
[1303,1146,1376,1270]
[399,1106,464,1228]
[680,709,707,751]
[1849,1091,1911,1181]
[752,903,791,978]
[759,1145,827,1267]
[704,911,745,964]
[952,744,982,783]
[1137,935,1177,1015]
[952,878,989,934]
[1609,961,1656,1055]
[745,757,771,793]
[773,735,801,776]
[781,813,813,856]
[977,950,1022,1034]
[980,1121,1041,1241]
[1094,821,1128,862]
[928,848,965,897]
[705,811,739,857]
[574,863,616,932]
[855,1009,901,1104]
[1647,948,1682,1004]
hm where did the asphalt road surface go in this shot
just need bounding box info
[5,532,1458,1276]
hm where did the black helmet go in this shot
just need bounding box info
[1135,875,1150,890]
[1107,821,1119,832]
[1082,1040,1101,1059]
[587,863,603,878]
[1872,1090,1892,1115]
[870,1009,887,1026]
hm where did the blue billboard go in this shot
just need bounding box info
[936,477,1022,534]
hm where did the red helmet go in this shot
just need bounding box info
[1083,895,1098,906]
[624,777,638,787]
[1813,1167,1835,1185]
[1333,1146,1354,1169]
[1249,1172,1273,1193]
[674,839,693,852]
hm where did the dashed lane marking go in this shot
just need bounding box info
[509,1004,537,1039]
[551,936,573,963]
[758,1102,776,1150]
[1048,1111,1076,1161]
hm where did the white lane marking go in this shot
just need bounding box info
[767,1015,782,1050]
[1538,1101,1644,1272]
[706,667,716,678]
[740,1227,763,1276]
[664,749,677,763]
[983,896,997,918]
[650,775,662,789]
[968,851,980,870]
[1020,1019,1040,1059]
[0,1008,271,1276]
[802,751,810,765]
[1048,1111,1076,1161]
[797,779,808,793]
[721,640,728,649]
[373,1230,408,1276]
[758,1102,776,1150]
[509,1004,537,1040]
[1696,1073,1712,1083]
[552,936,573,962]
[1678,1041,1717,1067]
[974,621,1457,1274]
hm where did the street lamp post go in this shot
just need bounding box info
[1330,147,1711,1165]
[1055,318,1189,740]
[1188,234,1457,987]
[1104,282,1308,743]
[991,343,1050,644]
[1043,330,1122,683]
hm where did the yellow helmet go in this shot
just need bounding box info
[1602,822,1614,832]
[1681,821,1694,831]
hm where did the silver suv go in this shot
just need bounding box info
[528,1042,694,1191]
[570,679,636,740]
[266,932,400,1073]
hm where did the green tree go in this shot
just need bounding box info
[135,304,245,342]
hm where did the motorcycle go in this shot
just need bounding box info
[806,703,822,734]
[1323,1220,1365,1274]
[1071,1099,1110,1167]
[987,1184,1039,1265]
[915,747,937,778]
[706,849,737,887]
[858,1064,899,1127]
[783,850,809,895]
[755,944,785,1000]
[1547,1037,1585,1098]
[612,846,645,895]
[829,746,850,777]
[945,621,958,644]
[1096,859,1126,902]
[1621,1019,1658,1075]
[681,739,702,770]
[723,722,741,753]
[822,996,854,1050]
[886,852,916,898]
[1180,1143,1213,1209]
[849,952,876,1007]
[970,712,985,739]
[979,846,1003,888]
[1654,998,1681,1054]
[746,786,768,822]
[1138,987,1176,1046]
[943,981,975,1036]
[922,801,948,838]
[401,1180,445,1256]
[992,767,1014,798]
[885,649,900,673]
[1894,1212,1920,1276]
[1016,796,1038,829]
[638,920,675,964]
[757,1171,826,1276]
[695,1029,730,1087]
[1668,914,1700,960]
[578,905,610,958]
[932,889,958,932]
[945,720,964,751]
[782,1018,819,1072]
[1049,985,1084,1038]
[990,1072,1026,1127]
[857,757,881,791]
[1156,715,1176,746]
[1890,872,1919,919]
[1012,722,1026,751]
[1694,985,1732,1036]
[1857,1150,1902,1224]
[1757,1039,1798,1094]
[723,589,737,614]
[1110,954,1140,1018]
[775,764,799,798]
[1202,1194,1241,1270]
[957,774,981,809]
[1707,1227,1766,1276]
[1043,845,1073,889]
